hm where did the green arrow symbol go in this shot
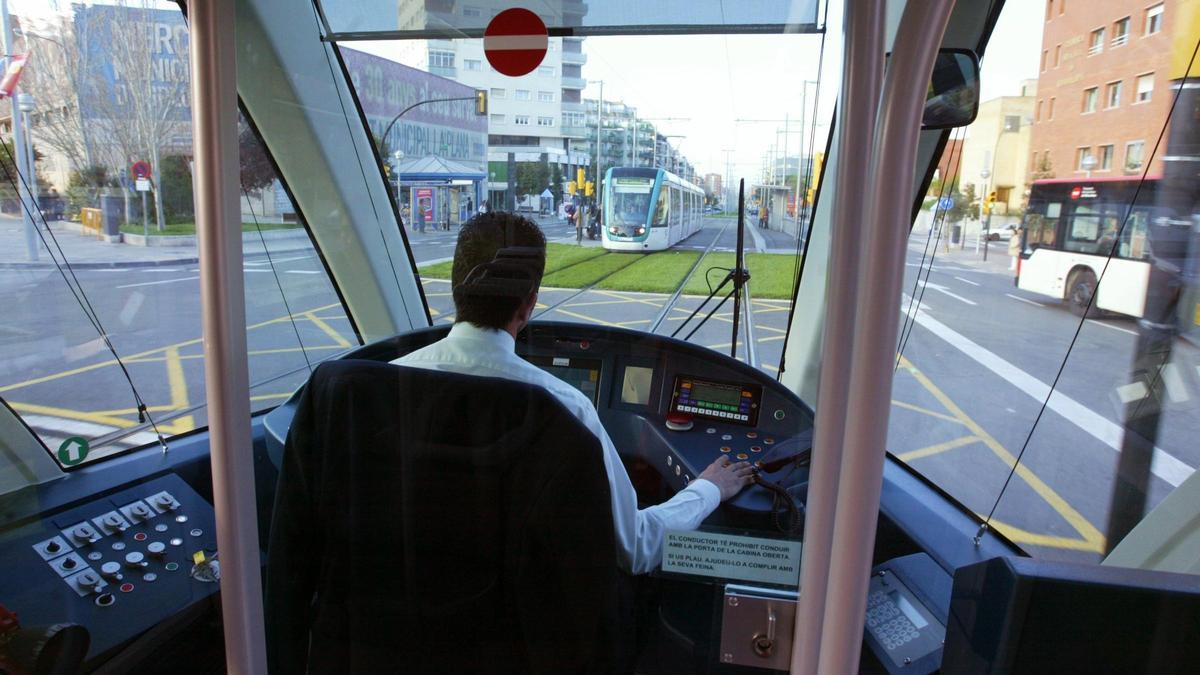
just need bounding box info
[57,436,90,467]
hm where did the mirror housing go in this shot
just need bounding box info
[922,49,980,130]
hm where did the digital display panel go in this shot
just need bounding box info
[524,355,603,406]
[671,375,762,425]
[621,366,654,405]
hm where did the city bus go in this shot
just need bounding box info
[1018,177,1163,317]
[2,1,1199,674]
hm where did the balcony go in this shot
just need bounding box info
[429,65,456,78]
[562,51,587,66]
[562,101,588,114]
[561,124,590,139]
[1111,33,1129,48]
[561,76,587,90]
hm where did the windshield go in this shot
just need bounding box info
[894,0,1200,570]
[608,175,654,227]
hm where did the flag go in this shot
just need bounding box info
[0,54,28,99]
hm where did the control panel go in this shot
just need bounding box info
[862,554,951,675]
[670,375,762,426]
[0,473,219,664]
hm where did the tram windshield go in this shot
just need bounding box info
[3,0,1200,671]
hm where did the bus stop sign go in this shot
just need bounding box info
[484,8,548,77]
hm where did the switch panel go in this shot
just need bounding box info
[0,473,219,666]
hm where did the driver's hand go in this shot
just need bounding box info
[698,456,756,501]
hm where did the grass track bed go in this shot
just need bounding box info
[681,252,797,299]
[541,252,640,288]
[596,250,702,294]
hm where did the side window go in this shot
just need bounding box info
[652,185,670,226]
[0,4,358,467]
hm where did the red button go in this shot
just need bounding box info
[750,445,763,453]
[746,432,758,439]
[133,532,147,542]
[764,438,776,445]
[720,446,732,453]
[119,583,134,593]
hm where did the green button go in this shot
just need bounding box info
[165,562,179,572]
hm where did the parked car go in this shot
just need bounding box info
[986,223,1018,241]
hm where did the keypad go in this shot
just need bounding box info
[866,590,921,651]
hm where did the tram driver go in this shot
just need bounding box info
[393,211,755,575]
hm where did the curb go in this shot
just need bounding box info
[0,241,319,271]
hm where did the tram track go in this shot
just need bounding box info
[534,220,732,322]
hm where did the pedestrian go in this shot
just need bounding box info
[758,202,768,229]
[1008,227,1022,271]
[572,204,583,244]
[478,200,489,215]
[466,196,474,215]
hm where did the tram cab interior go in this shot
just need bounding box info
[3,0,1200,673]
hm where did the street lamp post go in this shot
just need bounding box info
[2,0,37,261]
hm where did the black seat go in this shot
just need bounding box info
[266,360,619,673]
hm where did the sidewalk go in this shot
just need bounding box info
[909,221,1018,277]
[0,216,317,270]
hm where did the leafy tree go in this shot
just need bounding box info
[158,154,193,222]
[239,124,276,193]
[515,162,550,200]
[549,163,564,206]
[65,164,116,216]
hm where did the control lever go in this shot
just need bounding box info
[751,605,777,658]
[755,446,811,474]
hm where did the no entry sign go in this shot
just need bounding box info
[484,8,548,77]
[131,161,151,179]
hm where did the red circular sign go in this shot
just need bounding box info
[131,161,151,179]
[484,8,548,77]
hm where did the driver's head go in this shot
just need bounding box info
[451,211,547,330]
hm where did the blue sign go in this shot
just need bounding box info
[937,197,955,211]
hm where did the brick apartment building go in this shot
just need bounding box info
[1029,0,1172,182]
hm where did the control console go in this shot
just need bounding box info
[0,473,219,663]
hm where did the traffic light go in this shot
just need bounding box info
[585,181,594,197]
[985,190,997,214]
[474,89,487,116]
[567,181,577,195]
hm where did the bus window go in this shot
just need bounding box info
[1119,210,1152,260]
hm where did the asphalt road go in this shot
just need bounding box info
[2,216,1194,565]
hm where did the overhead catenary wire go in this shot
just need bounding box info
[0,140,169,454]
[975,32,1200,546]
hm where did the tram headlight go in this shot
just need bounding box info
[635,226,646,236]
[609,226,620,235]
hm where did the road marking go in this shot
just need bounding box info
[304,311,352,348]
[917,279,976,306]
[746,222,767,253]
[901,306,1194,487]
[116,276,199,289]
[140,268,182,273]
[243,268,273,273]
[1085,319,1137,336]
[898,356,1106,553]
[896,435,979,462]
[891,399,965,425]
[1116,382,1148,403]
[1005,293,1045,307]
[953,276,979,287]
[248,254,314,265]
[1162,363,1190,403]
[284,270,323,275]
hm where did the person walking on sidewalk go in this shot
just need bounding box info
[1008,228,1022,271]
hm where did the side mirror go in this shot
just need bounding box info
[922,49,980,130]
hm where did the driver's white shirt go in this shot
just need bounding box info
[392,321,720,574]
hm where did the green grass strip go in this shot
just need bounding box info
[419,242,605,280]
[541,252,639,288]
[681,252,798,299]
[118,221,301,236]
[596,250,702,294]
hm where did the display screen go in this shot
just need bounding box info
[524,355,602,406]
[621,366,654,405]
[690,382,742,407]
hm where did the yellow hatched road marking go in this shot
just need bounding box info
[9,402,137,429]
[551,308,623,327]
[896,435,980,462]
[897,355,1105,552]
[593,290,664,308]
[981,518,1105,553]
[891,400,966,425]
[304,311,352,348]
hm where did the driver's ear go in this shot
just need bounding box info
[522,291,538,321]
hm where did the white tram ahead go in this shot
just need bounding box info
[601,167,705,251]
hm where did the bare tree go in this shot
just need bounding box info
[77,1,190,231]
[17,14,96,174]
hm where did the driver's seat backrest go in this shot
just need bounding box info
[266,359,618,674]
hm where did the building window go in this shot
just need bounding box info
[1054,44,1061,67]
[429,50,455,68]
[490,88,506,98]
[1098,144,1114,170]
[1082,87,1099,113]
[537,116,554,127]
[514,115,530,125]
[1088,28,1105,55]
[1112,17,1130,47]
[1146,4,1164,35]
[490,114,505,124]
[462,6,482,17]
[1036,99,1043,121]
[1136,73,1154,102]
[515,89,531,101]
[537,90,554,102]
[1125,141,1145,170]
[1105,81,1122,108]
[1048,97,1056,119]
[464,59,482,71]
[538,65,555,76]
[1046,0,1053,21]
[1076,146,1095,171]
[1041,50,1048,72]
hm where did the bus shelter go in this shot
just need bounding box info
[395,155,486,231]
[750,184,800,237]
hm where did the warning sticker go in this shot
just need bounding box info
[662,530,802,586]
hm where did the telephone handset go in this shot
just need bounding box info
[751,441,811,535]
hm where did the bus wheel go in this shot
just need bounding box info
[1067,269,1097,317]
